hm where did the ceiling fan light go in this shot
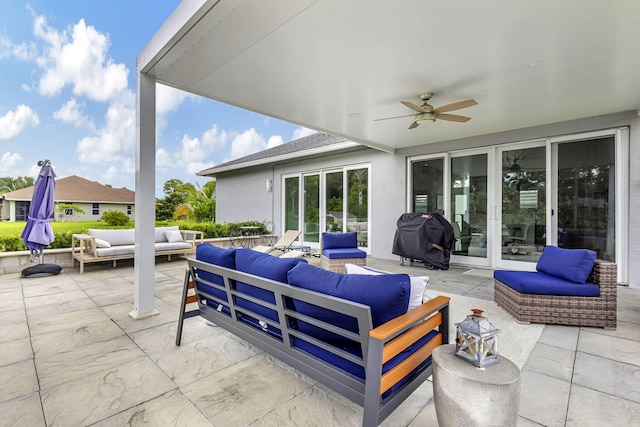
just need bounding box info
[416,112,436,124]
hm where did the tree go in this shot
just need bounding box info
[190,180,216,222]
[156,179,196,220]
[0,176,35,195]
[171,180,217,222]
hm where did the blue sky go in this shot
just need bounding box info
[0,1,314,196]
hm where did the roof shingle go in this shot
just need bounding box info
[2,175,135,203]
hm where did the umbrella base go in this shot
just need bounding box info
[21,263,62,278]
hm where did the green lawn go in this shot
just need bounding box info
[0,221,126,237]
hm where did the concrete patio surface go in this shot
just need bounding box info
[1,255,639,426]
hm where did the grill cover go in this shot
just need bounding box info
[392,212,455,270]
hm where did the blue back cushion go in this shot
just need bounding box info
[536,245,596,283]
[235,249,307,334]
[322,232,357,250]
[287,263,410,342]
[195,244,236,308]
[495,270,600,297]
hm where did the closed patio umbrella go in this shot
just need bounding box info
[21,159,56,264]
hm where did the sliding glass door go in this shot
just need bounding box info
[553,135,616,261]
[497,144,547,267]
[450,152,490,266]
[283,165,369,250]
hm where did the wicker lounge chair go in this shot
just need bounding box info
[494,247,617,329]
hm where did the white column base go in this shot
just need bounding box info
[128,309,160,320]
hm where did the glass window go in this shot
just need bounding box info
[451,154,487,258]
[92,203,99,215]
[284,177,299,232]
[347,168,369,247]
[557,136,615,261]
[412,158,444,214]
[325,171,343,232]
[501,146,546,262]
[303,175,320,243]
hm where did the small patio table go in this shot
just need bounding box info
[432,344,520,427]
[239,226,261,247]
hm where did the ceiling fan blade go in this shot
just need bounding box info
[408,121,420,129]
[374,113,416,122]
[436,113,471,122]
[434,99,477,114]
[401,101,425,113]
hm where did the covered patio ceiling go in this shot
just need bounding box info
[139,0,640,152]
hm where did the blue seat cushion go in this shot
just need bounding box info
[235,249,307,336]
[195,244,236,313]
[293,329,438,396]
[323,248,367,259]
[322,231,358,250]
[536,245,596,284]
[494,270,600,297]
[287,263,410,343]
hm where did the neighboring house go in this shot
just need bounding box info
[1,175,135,222]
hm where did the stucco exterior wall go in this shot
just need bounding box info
[55,202,134,222]
[3,201,134,222]
[215,165,278,224]
[215,111,638,288]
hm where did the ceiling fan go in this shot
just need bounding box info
[375,93,478,129]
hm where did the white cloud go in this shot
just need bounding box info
[34,16,128,101]
[267,135,284,148]
[156,148,173,172]
[53,98,96,131]
[0,152,24,175]
[172,124,230,175]
[292,126,316,140]
[156,84,190,115]
[76,90,135,163]
[0,105,39,141]
[100,158,134,183]
[101,165,119,181]
[185,161,216,175]
[0,34,37,60]
[156,84,192,135]
[229,128,267,160]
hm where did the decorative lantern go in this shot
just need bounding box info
[455,309,501,368]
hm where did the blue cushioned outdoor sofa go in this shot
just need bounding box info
[177,245,450,426]
[494,245,617,329]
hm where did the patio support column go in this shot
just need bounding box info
[130,71,158,320]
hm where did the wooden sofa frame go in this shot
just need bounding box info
[494,259,617,329]
[71,230,203,274]
[176,258,450,426]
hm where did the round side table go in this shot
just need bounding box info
[432,344,521,427]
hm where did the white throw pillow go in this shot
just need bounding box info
[345,263,429,311]
[165,230,184,243]
[94,238,111,248]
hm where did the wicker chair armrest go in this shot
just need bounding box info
[590,259,617,287]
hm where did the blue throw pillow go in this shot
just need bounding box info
[322,232,358,250]
[287,263,410,343]
[234,249,307,335]
[195,244,236,309]
[536,245,596,284]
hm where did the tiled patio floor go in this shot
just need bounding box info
[1,256,639,426]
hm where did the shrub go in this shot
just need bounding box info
[101,210,131,226]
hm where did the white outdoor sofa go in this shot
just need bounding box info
[71,226,203,274]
